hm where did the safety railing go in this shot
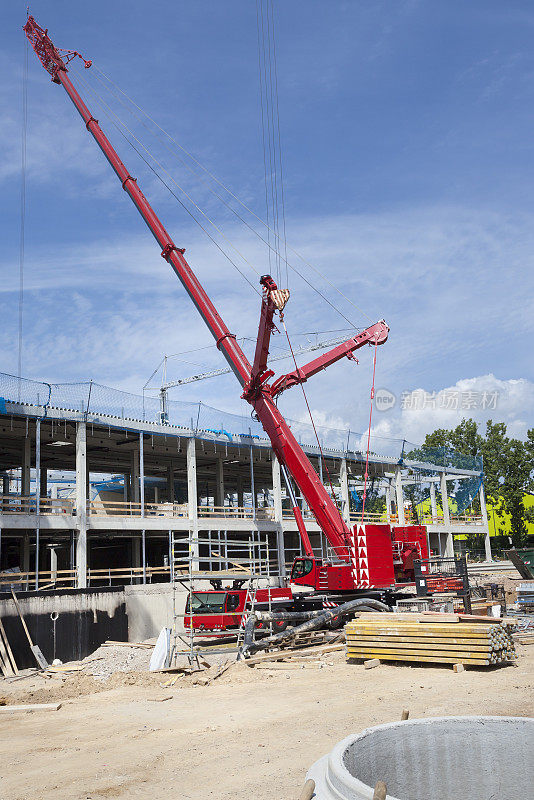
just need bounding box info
[0,565,171,590]
[87,500,188,517]
[418,512,483,526]
[197,505,275,520]
[349,511,399,524]
[0,495,75,515]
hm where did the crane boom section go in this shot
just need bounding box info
[271,320,389,397]
[23,16,389,563]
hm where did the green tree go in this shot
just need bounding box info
[413,418,534,546]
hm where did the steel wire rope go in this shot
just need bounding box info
[281,318,341,515]
[89,66,374,323]
[18,37,28,397]
[256,0,274,281]
[268,0,289,288]
[75,73,262,296]
[360,336,379,523]
[86,67,361,329]
[260,0,282,286]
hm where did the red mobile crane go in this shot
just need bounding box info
[23,17,428,628]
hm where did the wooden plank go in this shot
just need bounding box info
[0,617,18,675]
[346,627,496,638]
[0,702,62,713]
[245,643,344,666]
[346,640,494,652]
[346,636,495,646]
[347,621,502,632]
[347,647,495,658]
[10,589,48,669]
[346,652,491,665]
[0,625,15,677]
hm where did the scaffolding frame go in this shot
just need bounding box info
[171,528,273,665]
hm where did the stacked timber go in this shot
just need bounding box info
[345,613,517,667]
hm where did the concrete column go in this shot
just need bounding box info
[272,457,286,579]
[34,418,41,589]
[395,467,405,526]
[479,481,492,562]
[131,449,140,505]
[440,472,453,557]
[22,534,30,576]
[50,547,57,583]
[215,457,224,509]
[249,445,256,517]
[385,481,392,523]
[2,475,9,495]
[21,436,31,497]
[139,434,145,517]
[187,438,199,569]
[167,463,175,503]
[132,536,141,575]
[430,481,438,523]
[76,421,88,588]
[187,439,198,522]
[339,458,351,525]
[40,467,48,499]
[272,457,283,523]
[237,475,244,510]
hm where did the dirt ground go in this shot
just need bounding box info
[1,644,533,800]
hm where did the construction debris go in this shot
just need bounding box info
[516,582,534,611]
[345,613,517,667]
[0,702,61,713]
[364,659,380,670]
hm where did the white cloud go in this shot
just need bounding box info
[371,374,534,445]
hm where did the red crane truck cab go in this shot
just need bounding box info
[291,524,429,591]
[184,586,293,632]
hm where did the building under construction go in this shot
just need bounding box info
[0,371,491,592]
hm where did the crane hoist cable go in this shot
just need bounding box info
[281,318,341,514]
[75,72,262,296]
[18,36,29,394]
[83,66,363,329]
[88,65,374,324]
[360,336,379,523]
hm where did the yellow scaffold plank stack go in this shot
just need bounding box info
[345,613,517,667]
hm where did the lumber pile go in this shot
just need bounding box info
[345,613,517,667]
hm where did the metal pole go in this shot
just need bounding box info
[249,442,256,518]
[140,433,146,583]
[35,418,41,590]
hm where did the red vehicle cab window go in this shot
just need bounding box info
[291,558,314,580]
[226,593,241,612]
[185,592,226,614]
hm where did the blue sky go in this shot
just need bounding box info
[1,0,534,446]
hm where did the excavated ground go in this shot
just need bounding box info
[1,642,533,799]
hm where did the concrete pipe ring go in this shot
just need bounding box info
[306,716,534,800]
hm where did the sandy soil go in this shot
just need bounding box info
[1,646,533,800]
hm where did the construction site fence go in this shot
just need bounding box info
[0,372,482,469]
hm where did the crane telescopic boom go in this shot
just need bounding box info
[23,15,389,565]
